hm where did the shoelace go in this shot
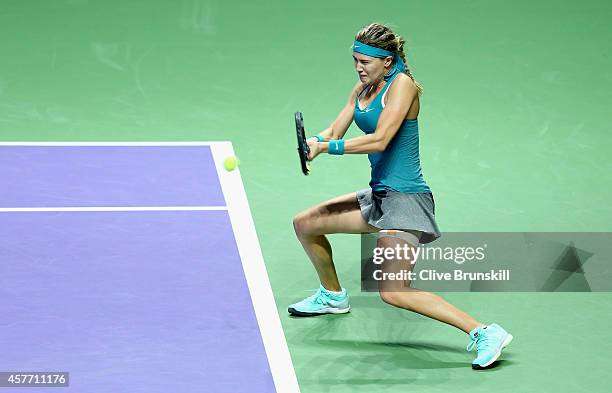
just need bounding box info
[305,289,326,305]
[305,288,343,306]
[466,330,495,352]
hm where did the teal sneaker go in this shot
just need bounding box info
[288,285,350,316]
[467,323,513,369]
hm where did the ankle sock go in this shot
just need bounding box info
[320,285,345,297]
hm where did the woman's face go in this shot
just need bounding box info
[353,52,392,84]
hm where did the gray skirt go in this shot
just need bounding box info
[356,188,441,244]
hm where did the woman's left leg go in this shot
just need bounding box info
[376,230,484,335]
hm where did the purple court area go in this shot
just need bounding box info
[0,146,276,392]
[0,146,225,207]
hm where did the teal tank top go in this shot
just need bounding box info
[353,73,431,193]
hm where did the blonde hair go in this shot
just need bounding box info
[355,22,423,96]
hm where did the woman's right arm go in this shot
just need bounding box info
[310,82,363,141]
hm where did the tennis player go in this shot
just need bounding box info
[289,23,513,369]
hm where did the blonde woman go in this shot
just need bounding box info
[289,23,513,369]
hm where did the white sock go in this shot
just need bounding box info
[326,288,345,296]
[320,285,344,295]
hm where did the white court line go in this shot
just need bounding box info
[0,142,216,146]
[211,142,301,393]
[0,206,227,212]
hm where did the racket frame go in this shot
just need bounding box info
[295,111,310,175]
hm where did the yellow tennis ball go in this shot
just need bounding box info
[223,156,240,171]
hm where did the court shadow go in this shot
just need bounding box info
[309,376,421,387]
[287,312,353,319]
[473,359,516,371]
[376,340,466,354]
[303,358,517,388]
[299,350,461,388]
[310,338,467,370]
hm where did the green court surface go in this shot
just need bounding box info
[2,0,611,392]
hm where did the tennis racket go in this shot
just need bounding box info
[295,111,310,175]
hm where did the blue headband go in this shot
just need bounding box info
[352,40,406,81]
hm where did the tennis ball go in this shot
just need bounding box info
[223,156,240,171]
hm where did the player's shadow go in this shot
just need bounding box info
[287,312,352,319]
[312,338,467,369]
[311,359,516,388]
[472,356,516,371]
[304,341,516,388]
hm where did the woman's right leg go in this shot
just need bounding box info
[292,192,378,292]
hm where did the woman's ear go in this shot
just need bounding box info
[385,56,394,68]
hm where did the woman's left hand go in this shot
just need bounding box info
[307,139,322,161]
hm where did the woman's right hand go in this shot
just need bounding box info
[306,138,322,161]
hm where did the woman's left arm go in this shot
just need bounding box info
[317,76,417,155]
